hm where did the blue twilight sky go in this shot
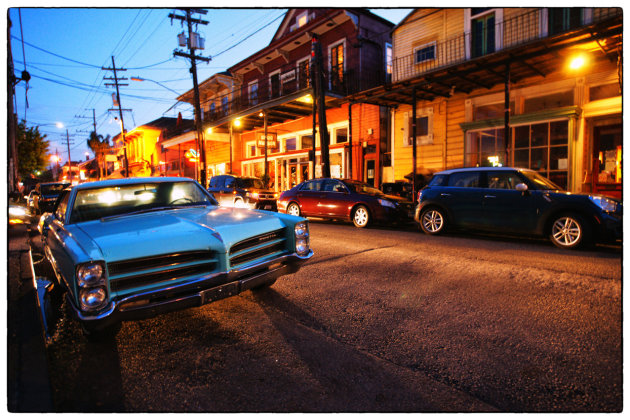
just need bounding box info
[8,6,413,166]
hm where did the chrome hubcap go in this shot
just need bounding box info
[552,217,581,246]
[422,210,443,233]
[355,208,368,226]
[288,204,299,216]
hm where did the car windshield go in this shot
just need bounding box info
[520,170,562,191]
[345,181,383,195]
[69,181,217,223]
[41,184,68,195]
[236,178,264,189]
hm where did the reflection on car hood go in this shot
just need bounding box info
[73,206,286,262]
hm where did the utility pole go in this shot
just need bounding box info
[103,56,130,177]
[311,34,331,178]
[65,130,73,183]
[170,8,211,187]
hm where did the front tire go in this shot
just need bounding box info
[549,213,590,249]
[419,207,446,235]
[352,205,370,228]
[287,202,301,217]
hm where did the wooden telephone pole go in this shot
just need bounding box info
[170,8,211,187]
[311,34,331,178]
[103,57,130,177]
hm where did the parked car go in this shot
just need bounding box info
[278,178,414,228]
[28,182,70,215]
[415,167,622,249]
[37,177,312,336]
[208,175,278,211]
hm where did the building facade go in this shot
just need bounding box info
[350,8,622,198]
[177,8,395,190]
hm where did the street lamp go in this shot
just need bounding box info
[131,76,182,96]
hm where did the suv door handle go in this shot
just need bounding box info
[484,195,496,199]
[440,193,451,197]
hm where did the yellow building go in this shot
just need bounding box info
[351,8,622,198]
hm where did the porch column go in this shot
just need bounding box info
[504,62,511,164]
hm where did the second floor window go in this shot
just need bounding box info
[248,81,258,106]
[385,43,393,82]
[270,72,281,98]
[298,59,310,89]
[330,42,344,90]
[414,42,436,64]
[221,96,228,115]
[471,10,495,58]
[548,8,583,35]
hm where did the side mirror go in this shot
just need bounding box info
[515,183,528,192]
[37,213,54,236]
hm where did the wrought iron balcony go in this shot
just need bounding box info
[392,7,622,83]
[201,66,386,125]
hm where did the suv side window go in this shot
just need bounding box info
[448,171,481,188]
[487,172,521,189]
[428,175,447,187]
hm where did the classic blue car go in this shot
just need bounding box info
[38,177,312,336]
[415,167,622,249]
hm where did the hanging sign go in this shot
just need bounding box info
[257,133,277,149]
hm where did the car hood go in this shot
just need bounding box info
[72,206,287,262]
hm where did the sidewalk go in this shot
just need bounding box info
[7,222,54,412]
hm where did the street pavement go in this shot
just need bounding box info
[7,221,54,412]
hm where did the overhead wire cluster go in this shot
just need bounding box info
[12,8,289,160]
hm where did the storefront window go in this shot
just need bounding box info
[465,128,505,167]
[523,91,573,113]
[512,120,569,188]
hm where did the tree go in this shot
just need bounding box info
[16,120,49,179]
[87,131,111,180]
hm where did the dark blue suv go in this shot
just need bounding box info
[414,167,622,249]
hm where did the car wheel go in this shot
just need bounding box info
[287,202,301,217]
[549,213,590,249]
[352,205,370,228]
[234,198,246,208]
[419,207,446,235]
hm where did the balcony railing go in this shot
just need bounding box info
[392,7,621,83]
[201,67,386,125]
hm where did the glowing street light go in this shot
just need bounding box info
[569,54,587,70]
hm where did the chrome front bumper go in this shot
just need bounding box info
[68,250,313,331]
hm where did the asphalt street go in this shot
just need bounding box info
[29,220,623,412]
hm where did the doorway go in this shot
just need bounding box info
[593,124,622,199]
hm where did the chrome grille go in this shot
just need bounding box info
[108,250,217,292]
[229,228,287,268]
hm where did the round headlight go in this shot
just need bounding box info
[295,222,309,238]
[77,263,104,288]
[79,287,108,311]
[296,238,310,256]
